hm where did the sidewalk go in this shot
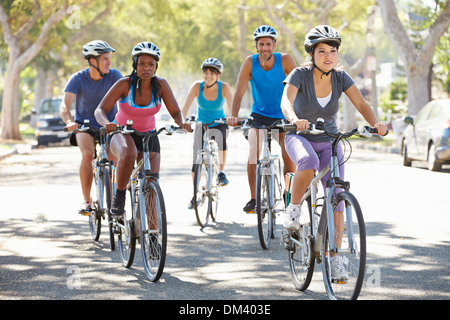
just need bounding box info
[0,140,36,160]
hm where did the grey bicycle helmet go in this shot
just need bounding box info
[304,25,341,53]
[201,58,224,74]
[131,42,161,61]
[82,40,115,59]
[253,25,278,41]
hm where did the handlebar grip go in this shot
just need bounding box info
[283,124,298,132]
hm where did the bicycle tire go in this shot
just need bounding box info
[193,162,211,228]
[89,168,102,241]
[117,186,136,268]
[289,195,315,291]
[321,191,366,300]
[103,166,115,251]
[256,164,273,249]
[140,179,167,282]
[209,157,220,222]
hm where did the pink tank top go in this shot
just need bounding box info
[115,79,161,132]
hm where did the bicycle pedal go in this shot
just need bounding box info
[78,210,91,216]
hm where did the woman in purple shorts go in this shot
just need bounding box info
[281,25,387,278]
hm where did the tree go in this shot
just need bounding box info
[378,0,450,115]
[0,1,69,140]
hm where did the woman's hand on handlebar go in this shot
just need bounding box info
[105,122,119,134]
[227,116,239,127]
[291,118,310,131]
[179,123,193,133]
[374,122,388,136]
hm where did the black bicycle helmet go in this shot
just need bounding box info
[304,25,341,53]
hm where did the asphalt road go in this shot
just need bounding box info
[0,129,449,303]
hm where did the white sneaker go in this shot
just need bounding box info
[284,203,301,230]
[330,256,349,282]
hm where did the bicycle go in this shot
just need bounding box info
[109,121,183,282]
[281,118,386,300]
[189,117,225,228]
[240,118,286,250]
[65,120,115,250]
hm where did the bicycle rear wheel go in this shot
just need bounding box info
[321,191,366,300]
[256,164,273,249]
[289,195,315,291]
[193,162,211,227]
[118,188,136,268]
[140,179,167,282]
[89,167,103,241]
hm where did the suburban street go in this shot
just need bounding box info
[0,129,449,303]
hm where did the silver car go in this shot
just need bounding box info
[401,99,450,171]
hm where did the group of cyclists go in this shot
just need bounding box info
[61,24,387,278]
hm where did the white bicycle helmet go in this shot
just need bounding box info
[82,40,115,59]
[304,25,341,53]
[253,25,278,41]
[131,42,161,61]
[201,58,224,74]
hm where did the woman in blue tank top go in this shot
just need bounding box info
[182,58,233,208]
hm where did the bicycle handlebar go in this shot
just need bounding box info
[283,118,388,138]
[187,116,227,127]
[109,120,187,137]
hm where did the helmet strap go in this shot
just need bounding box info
[204,81,217,90]
[89,57,106,78]
[261,53,273,66]
[312,60,331,79]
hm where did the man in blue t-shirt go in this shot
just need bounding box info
[60,40,122,214]
[228,25,296,213]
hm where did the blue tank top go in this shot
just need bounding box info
[197,81,226,127]
[250,53,285,119]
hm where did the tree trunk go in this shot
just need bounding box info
[378,0,450,116]
[1,59,22,140]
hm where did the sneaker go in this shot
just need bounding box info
[188,197,195,210]
[243,199,256,213]
[218,172,229,186]
[78,201,92,216]
[330,256,349,282]
[111,196,125,218]
[284,203,301,230]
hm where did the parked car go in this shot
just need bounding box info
[31,97,74,146]
[401,99,450,171]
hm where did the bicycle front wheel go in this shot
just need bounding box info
[321,191,366,300]
[117,188,136,268]
[140,179,167,282]
[209,158,220,222]
[256,165,273,249]
[193,162,211,228]
[102,166,115,251]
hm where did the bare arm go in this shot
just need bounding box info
[281,83,309,131]
[222,81,234,117]
[281,53,297,76]
[229,56,252,125]
[160,78,192,132]
[60,92,77,131]
[181,82,200,119]
[95,78,129,133]
[345,84,387,135]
